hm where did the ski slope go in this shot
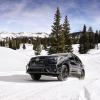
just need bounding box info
[0,44,100,100]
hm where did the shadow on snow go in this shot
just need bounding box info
[0,74,58,83]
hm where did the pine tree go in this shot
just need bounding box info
[35,44,41,55]
[95,30,99,49]
[79,25,89,54]
[88,27,95,49]
[42,37,47,50]
[49,7,62,54]
[58,27,65,52]
[49,8,64,54]
[17,39,20,49]
[23,43,26,49]
[1,41,5,47]
[8,40,12,49]
[35,37,42,55]
[62,16,73,52]
[33,40,37,50]
[88,27,93,32]
[99,30,100,43]
[11,39,17,50]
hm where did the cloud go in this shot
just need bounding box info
[0,0,100,33]
[0,0,55,33]
[65,0,100,32]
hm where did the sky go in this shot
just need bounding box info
[0,0,100,33]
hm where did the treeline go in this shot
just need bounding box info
[79,25,100,54]
[48,7,100,54]
[0,38,20,50]
[0,37,49,55]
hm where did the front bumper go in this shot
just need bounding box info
[26,64,58,75]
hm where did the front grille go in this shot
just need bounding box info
[28,56,57,73]
[27,68,45,73]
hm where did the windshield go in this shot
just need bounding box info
[31,57,45,64]
[46,56,57,64]
[31,56,57,64]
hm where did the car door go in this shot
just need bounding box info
[69,56,78,74]
[73,55,82,74]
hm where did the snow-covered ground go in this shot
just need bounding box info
[0,44,100,100]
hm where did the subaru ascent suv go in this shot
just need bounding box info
[26,53,85,81]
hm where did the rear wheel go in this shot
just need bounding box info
[57,65,69,81]
[30,74,41,81]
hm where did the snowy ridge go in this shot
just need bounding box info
[0,31,49,40]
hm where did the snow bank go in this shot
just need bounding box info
[18,44,35,58]
[0,47,29,71]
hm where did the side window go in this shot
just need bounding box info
[69,56,77,65]
[69,57,74,61]
[74,56,82,64]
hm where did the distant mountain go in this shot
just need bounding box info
[0,32,49,40]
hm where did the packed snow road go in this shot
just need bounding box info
[0,45,100,100]
[0,72,83,100]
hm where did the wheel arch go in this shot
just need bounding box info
[62,63,70,74]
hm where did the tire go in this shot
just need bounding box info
[80,69,85,79]
[57,65,69,81]
[30,74,41,81]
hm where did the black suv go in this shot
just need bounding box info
[26,53,85,81]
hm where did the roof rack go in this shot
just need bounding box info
[51,53,70,56]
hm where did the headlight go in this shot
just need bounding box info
[54,57,57,61]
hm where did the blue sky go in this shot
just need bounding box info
[0,0,100,33]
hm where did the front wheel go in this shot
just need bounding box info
[57,65,69,81]
[80,69,85,79]
[30,74,41,81]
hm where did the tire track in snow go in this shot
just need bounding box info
[78,77,100,100]
[84,87,91,100]
[24,78,83,100]
[0,77,82,100]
